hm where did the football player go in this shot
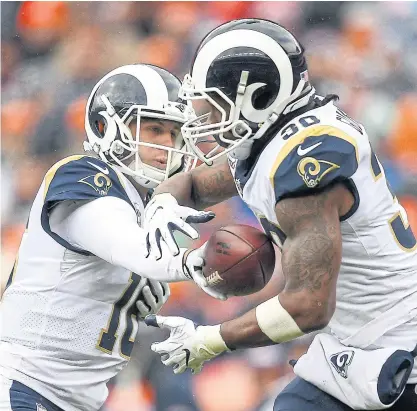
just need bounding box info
[0,64,215,411]
[143,20,417,411]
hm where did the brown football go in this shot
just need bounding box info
[203,224,276,297]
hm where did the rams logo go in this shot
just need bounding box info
[297,157,340,188]
[78,172,112,195]
[330,350,355,379]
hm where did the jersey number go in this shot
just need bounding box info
[281,115,320,140]
[96,273,142,359]
[370,150,416,251]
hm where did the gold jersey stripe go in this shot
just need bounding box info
[269,125,359,190]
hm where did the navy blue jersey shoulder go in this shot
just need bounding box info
[271,126,359,203]
[43,155,131,205]
[41,155,133,255]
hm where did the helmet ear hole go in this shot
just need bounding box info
[113,141,125,156]
[95,120,106,137]
[252,86,275,110]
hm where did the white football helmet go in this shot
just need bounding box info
[84,64,197,188]
[179,18,316,165]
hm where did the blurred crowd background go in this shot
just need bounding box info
[1,1,417,410]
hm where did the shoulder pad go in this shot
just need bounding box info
[43,155,132,206]
[41,155,133,255]
[270,125,359,203]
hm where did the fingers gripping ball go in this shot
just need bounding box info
[203,225,276,297]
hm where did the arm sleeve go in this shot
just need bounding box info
[270,128,359,203]
[49,196,189,282]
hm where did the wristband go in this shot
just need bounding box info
[256,296,304,343]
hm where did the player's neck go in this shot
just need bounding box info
[126,176,150,202]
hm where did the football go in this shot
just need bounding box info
[203,224,276,297]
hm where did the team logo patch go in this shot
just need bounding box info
[330,350,355,379]
[297,156,339,188]
[78,172,112,196]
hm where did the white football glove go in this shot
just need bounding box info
[144,193,215,259]
[182,242,227,301]
[136,279,170,319]
[145,314,229,375]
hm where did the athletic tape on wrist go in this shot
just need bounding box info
[197,325,229,353]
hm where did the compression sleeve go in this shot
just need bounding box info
[49,196,189,282]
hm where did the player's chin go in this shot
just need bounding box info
[214,132,238,148]
[214,135,231,148]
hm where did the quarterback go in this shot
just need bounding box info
[144,20,417,410]
[0,64,214,411]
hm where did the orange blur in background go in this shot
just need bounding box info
[1,2,416,410]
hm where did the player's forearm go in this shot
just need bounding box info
[220,207,342,349]
[153,158,237,210]
[153,171,198,208]
[220,308,277,349]
[50,197,189,282]
[219,292,310,350]
[109,239,188,282]
[275,240,340,331]
[220,288,335,351]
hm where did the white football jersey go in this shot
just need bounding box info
[0,155,148,410]
[228,100,417,383]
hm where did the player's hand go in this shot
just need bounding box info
[183,243,228,301]
[144,193,215,260]
[145,314,229,375]
[136,280,170,319]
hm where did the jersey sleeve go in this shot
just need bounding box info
[269,126,359,203]
[41,155,134,254]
